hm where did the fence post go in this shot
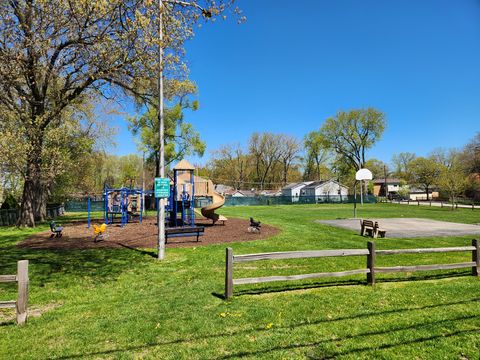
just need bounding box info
[417,200,420,206]
[225,248,233,299]
[473,239,479,277]
[367,241,376,285]
[16,260,29,325]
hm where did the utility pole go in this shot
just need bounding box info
[142,151,146,215]
[157,0,166,260]
[155,0,211,260]
[384,164,388,200]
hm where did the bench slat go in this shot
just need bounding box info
[165,227,204,234]
[166,232,204,238]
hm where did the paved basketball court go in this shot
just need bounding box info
[316,218,480,238]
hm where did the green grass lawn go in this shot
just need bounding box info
[1,204,479,359]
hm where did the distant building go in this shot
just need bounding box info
[225,189,256,197]
[259,189,282,197]
[408,188,439,201]
[302,180,349,198]
[214,184,234,195]
[373,178,402,197]
[281,182,313,197]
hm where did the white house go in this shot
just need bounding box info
[226,189,256,197]
[281,182,313,197]
[259,189,282,197]
[301,180,349,199]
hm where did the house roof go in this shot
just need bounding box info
[173,159,195,171]
[373,178,402,185]
[282,182,304,190]
[215,184,234,193]
[225,189,256,197]
[282,182,313,190]
[303,179,348,189]
[260,189,282,196]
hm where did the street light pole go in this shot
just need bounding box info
[157,0,166,260]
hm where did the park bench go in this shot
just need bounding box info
[50,221,63,238]
[165,226,205,243]
[360,219,386,238]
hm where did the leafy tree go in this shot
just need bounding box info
[0,0,236,226]
[461,132,480,174]
[210,143,251,190]
[278,135,301,186]
[127,80,205,176]
[319,108,386,171]
[303,131,330,181]
[437,152,468,208]
[391,152,416,181]
[364,158,389,179]
[249,133,283,190]
[409,157,441,200]
[1,193,19,210]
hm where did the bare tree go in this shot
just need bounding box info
[249,132,283,189]
[278,135,301,185]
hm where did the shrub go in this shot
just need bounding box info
[1,193,19,209]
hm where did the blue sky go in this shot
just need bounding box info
[110,0,480,166]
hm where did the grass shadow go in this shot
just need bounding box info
[54,297,480,359]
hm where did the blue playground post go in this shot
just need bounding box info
[104,188,109,224]
[140,189,143,223]
[87,197,91,229]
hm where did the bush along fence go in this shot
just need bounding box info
[224,240,479,299]
[0,260,29,325]
[0,205,64,226]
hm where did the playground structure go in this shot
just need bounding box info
[84,160,225,231]
[168,159,227,226]
[103,186,144,227]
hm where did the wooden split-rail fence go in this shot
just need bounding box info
[0,260,29,325]
[224,240,479,299]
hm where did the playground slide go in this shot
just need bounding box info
[201,191,227,224]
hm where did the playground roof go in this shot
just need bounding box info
[173,159,195,171]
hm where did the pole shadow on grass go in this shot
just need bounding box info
[116,243,157,258]
[54,296,480,359]
[217,315,480,359]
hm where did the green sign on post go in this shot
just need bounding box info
[155,178,170,198]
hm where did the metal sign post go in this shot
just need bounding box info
[155,178,170,198]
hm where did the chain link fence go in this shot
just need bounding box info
[0,205,65,226]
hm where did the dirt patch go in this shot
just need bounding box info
[18,217,280,250]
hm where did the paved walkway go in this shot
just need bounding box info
[316,218,480,238]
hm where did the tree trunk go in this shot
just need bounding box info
[426,185,430,201]
[18,128,45,227]
[18,176,36,227]
[33,180,49,222]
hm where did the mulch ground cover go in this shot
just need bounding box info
[18,217,279,250]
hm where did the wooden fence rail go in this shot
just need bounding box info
[0,260,29,325]
[224,240,479,299]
